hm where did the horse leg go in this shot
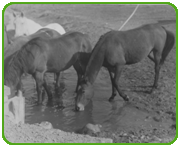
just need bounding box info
[108,69,117,102]
[148,54,155,63]
[43,73,53,101]
[53,73,57,85]
[151,51,162,92]
[55,72,61,90]
[113,65,129,101]
[75,73,82,93]
[33,72,44,104]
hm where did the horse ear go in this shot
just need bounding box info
[20,12,24,17]
[13,12,16,18]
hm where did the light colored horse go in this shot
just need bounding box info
[13,12,66,37]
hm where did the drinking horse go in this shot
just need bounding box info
[4,32,92,107]
[4,28,61,93]
[75,24,175,111]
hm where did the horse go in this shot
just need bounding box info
[13,12,66,37]
[73,52,91,92]
[4,31,92,107]
[4,27,61,59]
[4,28,62,92]
[75,24,175,111]
[4,26,9,49]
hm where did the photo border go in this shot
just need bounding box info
[2,2,178,145]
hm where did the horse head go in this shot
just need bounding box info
[75,81,94,111]
[4,51,23,98]
[13,12,28,37]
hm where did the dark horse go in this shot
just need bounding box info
[75,24,175,111]
[4,28,62,88]
[4,31,92,106]
[4,27,61,58]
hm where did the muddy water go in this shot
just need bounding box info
[23,67,173,133]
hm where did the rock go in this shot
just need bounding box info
[4,86,25,124]
[77,123,102,135]
[99,138,113,143]
[39,121,53,129]
[4,86,11,98]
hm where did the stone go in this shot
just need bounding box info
[39,121,53,129]
[4,86,25,124]
[78,123,102,135]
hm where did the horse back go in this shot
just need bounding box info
[103,24,167,64]
[58,31,92,52]
[19,37,49,73]
[34,28,61,39]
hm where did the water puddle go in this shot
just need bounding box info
[22,68,173,133]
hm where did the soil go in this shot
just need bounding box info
[4,4,176,143]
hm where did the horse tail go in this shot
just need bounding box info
[84,36,106,84]
[161,27,175,65]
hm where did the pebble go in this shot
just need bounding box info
[79,123,102,135]
[39,121,53,130]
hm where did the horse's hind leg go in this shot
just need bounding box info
[53,73,57,85]
[108,69,117,102]
[151,51,162,92]
[148,54,155,63]
[113,65,129,101]
[55,72,64,97]
[33,72,44,104]
[43,73,53,101]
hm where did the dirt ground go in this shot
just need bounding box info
[4,4,176,143]
[4,115,113,143]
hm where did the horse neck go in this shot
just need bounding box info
[84,39,106,85]
[25,18,42,34]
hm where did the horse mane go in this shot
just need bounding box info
[84,32,109,84]
[4,51,22,87]
[4,38,38,87]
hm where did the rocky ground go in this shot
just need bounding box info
[4,4,176,144]
[4,115,112,143]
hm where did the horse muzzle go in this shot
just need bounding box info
[75,103,85,111]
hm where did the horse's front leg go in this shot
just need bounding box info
[55,72,61,90]
[108,69,117,102]
[75,73,82,93]
[54,72,65,108]
[113,65,129,101]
